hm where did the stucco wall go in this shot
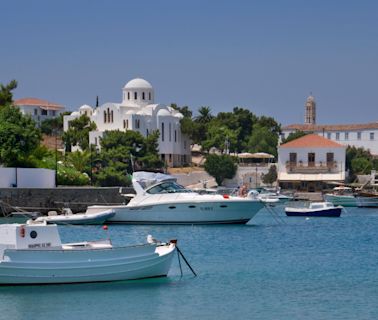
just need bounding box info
[0,187,133,215]
[0,168,55,188]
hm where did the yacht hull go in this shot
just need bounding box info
[285,207,342,217]
[356,195,378,208]
[86,200,264,224]
[324,194,358,207]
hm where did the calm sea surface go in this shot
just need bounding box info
[0,207,377,320]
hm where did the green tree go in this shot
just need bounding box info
[207,107,258,152]
[170,103,193,118]
[346,146,372,171]
[256,116,281,135]
[204,154,237,186]
[95,166,131,187]
[0,105,41,167]
[282,130,309,144]
[63,114,96,151]
[351,157,372,175]
[202,124,239,153]
[247,124,278,157]
[93,130,163,186]
[262,165,278,185]
[232,107,257,152]
[195,106,214,124]
[0,80,17,107]
[66,150,91,173]
[138,130,164,170]
[40,112,70,135]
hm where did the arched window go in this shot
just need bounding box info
[142,92,145,100]
[127,92,130,100]
[111,110,114,123]
[174,130,177,142]
[134,92,137,100]
[123,120,126,129]
[104,110,107,123]
[126,119,129,129]
[161,122,165,141]
[149,92,151,100]
[107,108,110,123]
[169,123,172,142]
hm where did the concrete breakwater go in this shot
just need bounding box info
[0,187,134,216]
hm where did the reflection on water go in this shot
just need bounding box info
[0,207,377,320]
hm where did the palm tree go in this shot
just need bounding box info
[195,106,213,124]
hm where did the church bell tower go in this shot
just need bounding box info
[304,94,316,124]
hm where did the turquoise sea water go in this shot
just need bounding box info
[0,207,377,320]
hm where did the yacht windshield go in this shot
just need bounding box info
[146,181,191,194]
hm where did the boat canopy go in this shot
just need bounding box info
[132,171,177,192]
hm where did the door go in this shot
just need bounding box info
[308,153,315,167]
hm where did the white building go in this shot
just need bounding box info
[281,94,378,155]
[282,122,378,156]
[278,134,346,191]
[14,98,65,126]
[64,78,191,167]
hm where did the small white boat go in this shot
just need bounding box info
[285,202,343,217]
[86,172,264,224]
[0,221,177,284]
[34,208,115,225]
[247,189,292,205]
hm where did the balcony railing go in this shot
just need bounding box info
[285,161,339,173]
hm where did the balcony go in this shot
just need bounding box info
[285,161,338,173]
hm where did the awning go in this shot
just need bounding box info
[237,152,274,159]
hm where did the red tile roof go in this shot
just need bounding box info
[280,134,345,148]
[282,122,378,131]
[14,97,64,110]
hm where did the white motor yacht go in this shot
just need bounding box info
[86,172,265,224]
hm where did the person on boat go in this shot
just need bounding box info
[238,184,248,197]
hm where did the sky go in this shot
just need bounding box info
[1,0,378,126]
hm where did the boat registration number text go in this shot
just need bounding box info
[28,243,52,248]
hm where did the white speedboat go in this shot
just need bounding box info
[86,172,265,224]
[35,208,115,225]
[247,189,293,205]
[0,221,176,284]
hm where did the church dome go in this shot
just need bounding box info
[79,104,93,110]
[124,78,153,89]
[157,108,171,116]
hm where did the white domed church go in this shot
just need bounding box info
[63,78,191,167]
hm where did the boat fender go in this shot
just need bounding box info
[19,226,25,238]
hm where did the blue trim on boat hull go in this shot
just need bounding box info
[285,208,342,217]
[107,219,251,225]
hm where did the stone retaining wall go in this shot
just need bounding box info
[0,187,134,216]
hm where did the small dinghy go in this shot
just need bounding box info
[285,202,343,217]
[34,208,115,225]
[0,221,177,284]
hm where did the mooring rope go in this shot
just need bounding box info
[176,245,197,277]
[263,202,287,225]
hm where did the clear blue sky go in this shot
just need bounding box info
[1,0,378,125]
